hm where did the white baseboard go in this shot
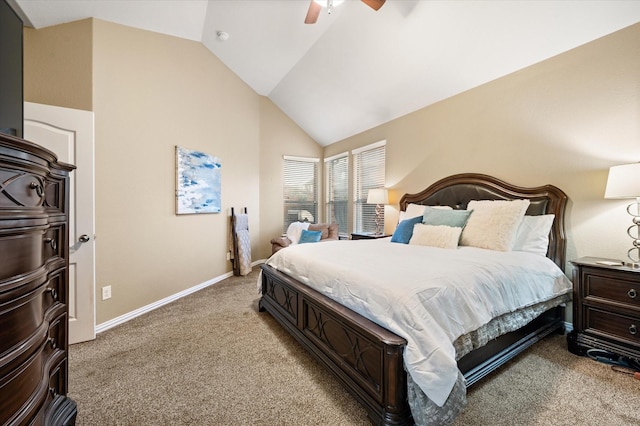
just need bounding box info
[95,260,265,334]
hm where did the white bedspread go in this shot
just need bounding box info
[263,239,572,407]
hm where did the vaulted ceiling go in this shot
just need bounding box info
[12,0,640,146]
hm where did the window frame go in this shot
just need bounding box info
[282,155,320,233]
[352,140,386,234]
[324,152,349,237]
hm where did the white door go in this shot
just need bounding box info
[24,102,96,344]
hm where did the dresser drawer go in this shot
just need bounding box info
[0,342,49,426]
[0,343,67,426]
[46,312,67,358]
[43,175,67,214]
[583,270,640,311]
[0,167,67,213]
[43,225,64,263]
[0,229,47,281]
[0,272,63,356]
[585,307,640,347]
[0,226,63,282]
[0,168,47,209]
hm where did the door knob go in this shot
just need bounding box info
[79,234,91,243]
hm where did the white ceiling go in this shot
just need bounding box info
[12,0,640,146]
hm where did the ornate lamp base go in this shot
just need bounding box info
[626,198,640,267]
[374,203,383,235]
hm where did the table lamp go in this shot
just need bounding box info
[605,163,640,265]
[367,188,388,235]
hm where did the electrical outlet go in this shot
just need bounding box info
[102,285,112,300]
[226,252,231,260]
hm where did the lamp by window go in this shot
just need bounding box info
[605,163,640,265]
[367,188,389,235]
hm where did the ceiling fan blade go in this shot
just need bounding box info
[304,1,321,24]
[360,0,386,11]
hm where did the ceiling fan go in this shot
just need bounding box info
[305,0,386,24]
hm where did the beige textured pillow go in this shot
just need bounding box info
[460,199,530,251]
[409,224,462,249]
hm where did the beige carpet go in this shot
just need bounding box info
[69,270,640,425]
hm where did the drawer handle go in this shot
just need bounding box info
[47,337,58,349]
[630,324,638,335]
[44,237,57,251]
[29,181,44,198]
[46,287,58,300]
[629,289,638,299]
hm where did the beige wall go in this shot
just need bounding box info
[23,18,92,111]
[24,19,321,324]
[92,20,263,323]
[325,23,640,274]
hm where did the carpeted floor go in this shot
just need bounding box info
[68,270,640,425]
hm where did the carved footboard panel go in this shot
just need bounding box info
[259,264,413,426]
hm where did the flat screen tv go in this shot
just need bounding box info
[0,0,23,137]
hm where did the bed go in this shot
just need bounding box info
[258,173,570,425]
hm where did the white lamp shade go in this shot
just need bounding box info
[367,188,389,204]
[605,163,640,199]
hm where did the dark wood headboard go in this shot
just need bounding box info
[398,173,568,268]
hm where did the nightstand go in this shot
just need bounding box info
[351,232,391,240]
[567,256,640,361]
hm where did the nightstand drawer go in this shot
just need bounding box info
[585,307,640,346]
[583,271,640,310]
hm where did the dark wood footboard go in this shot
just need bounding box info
[259,264,413,426]
[260,264,565,425]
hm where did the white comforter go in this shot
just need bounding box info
[263,239,572,407]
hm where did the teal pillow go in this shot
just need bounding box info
[391,216,424,244]
[299,229,323,244]
[422,206,472,228]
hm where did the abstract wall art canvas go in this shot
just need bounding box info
[176,146,222,214]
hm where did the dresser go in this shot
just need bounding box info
[567,257,640,361]
[0,132,77,425]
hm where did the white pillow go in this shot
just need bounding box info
[398,204,452,222]
[398,203,426,223]
[512,214,555,256]
[286,222,310,245]
[460,199,530,251]
[409,224,462,249]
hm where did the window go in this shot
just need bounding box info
[353,141,386,233]
[282,156,319,233]
[324,153,348,236]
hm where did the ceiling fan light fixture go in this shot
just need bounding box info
[313,0,345,6]
[307,0,375,24]
[313,0,344,14]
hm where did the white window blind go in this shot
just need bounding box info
[353,141,386,233]
[325,153,348,236]
[283,156,319,233]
